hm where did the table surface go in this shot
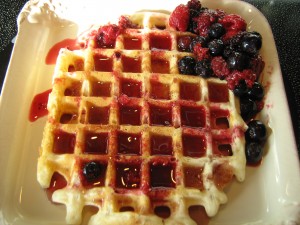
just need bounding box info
[0,0,299,157]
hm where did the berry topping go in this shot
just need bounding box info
[241,32,262,55]
[190,35,207,51]
[208,23,225,39]
[95,24,120,48]
[227,52,249,71]
[245,142,263,164]
[83,161,102,182]
[250,55,265,77]
[233,80,248,97]
[211,56,230,78]
[178,36,193,52]
[169,4,190,32]
[208,39,224,56]
[245,120,267,142]
[247,82,264,101]
[193,43,210,61]
[240,97,258,122]
[187,0,202,10]
[219,14,247,40]
[226,69,257,90]
[195,60,212,77]
[194,9,218,36]
[178,56,196,75]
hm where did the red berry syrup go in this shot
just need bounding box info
[29,89,52,122]
[45,38,80,65]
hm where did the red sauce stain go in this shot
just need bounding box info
[29,89,52,122]
[188,205,210,225]
[45,38,80,65]
[46,172,67,201]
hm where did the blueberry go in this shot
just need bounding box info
[178,56,196,75]
[223,45,234,59]
[189,36,207,51]
[208,39,224,56]
[195,60,212,77]
[227,52,250,71]
[177,36,193,52]
[83,161,102,182]
[208,23,225,39]
[245,120,267,142]
[245,142,263,164]
[247,82,264,101]
[233,80,248,97]
[241,32,262,55]
[240,97,258,121]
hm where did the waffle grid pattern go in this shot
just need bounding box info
[38,12,247,225]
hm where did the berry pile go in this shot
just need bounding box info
[170,0,266,164]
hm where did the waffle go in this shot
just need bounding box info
[37,11,247,225]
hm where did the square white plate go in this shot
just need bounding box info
[0,0,299,224]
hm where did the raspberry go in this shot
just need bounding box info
[219,14,247,40]
[169,4,190,32]
[95,24,120,48]
[193,43,210,61]
[211,56,230,78]
[194,10,216,36]
[226,69,257,90]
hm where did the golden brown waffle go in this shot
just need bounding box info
[38,11,247,225]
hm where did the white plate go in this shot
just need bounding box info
[0,0,299,224]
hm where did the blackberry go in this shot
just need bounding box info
[227,52,250,71]
[245,142,263,164]
[178,56,196,75]
[177,36,193,52]
[187,0,202,33]
[233,79,248,97]
[208,39,224,56]
[195,60,212,77]
[187,0,202,10]
[241,32,262,55]
[247,82,264,101]
[245,120,267,142]
[189,35,207,51]
[208,23,225,39]
[83,161,102,182]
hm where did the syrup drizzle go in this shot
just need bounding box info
[45,38,80,65]
[29,89,51,122]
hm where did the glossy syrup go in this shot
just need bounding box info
[116,163,141,189]
[151,135,173,156]
[119,105,141,125]
[149,34,172,50]
[182,134,206,158]
[123,36,142,50]
[45,38,80,65]
[120,78,142,98]
[150,163,176,188]
[52,130,76,154]
[149,104,172,126]
[46,172,67,200]
[84,132,108,154]
[180,82,200,101]
[180,105,206,128]
[29,89,52,122]
[117,132,141,155]
[150,80,170,100]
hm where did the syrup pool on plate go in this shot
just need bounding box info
[29,89,51,122]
